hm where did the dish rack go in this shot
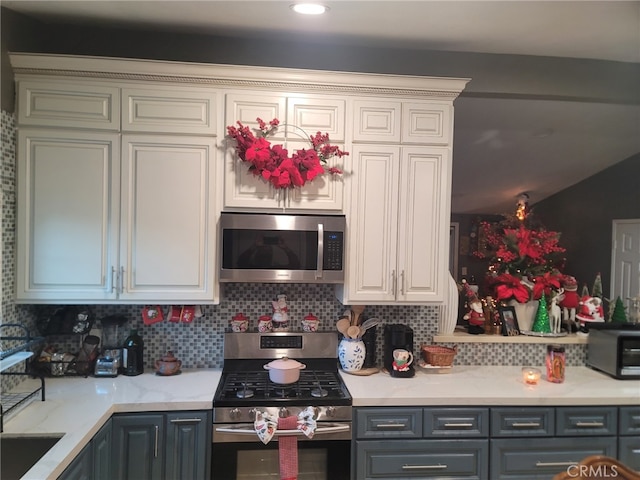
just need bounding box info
[0,323,46,432]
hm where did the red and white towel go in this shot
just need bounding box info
[254,407,317,480]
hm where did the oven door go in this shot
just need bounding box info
[212,422,351,480]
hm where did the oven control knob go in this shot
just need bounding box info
[229,408,241,420]
[326,406,336,417]
[279,407,289,418]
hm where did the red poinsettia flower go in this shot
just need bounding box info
[227,118,348,189]
[493,273,531,303]
[531,271,562,300]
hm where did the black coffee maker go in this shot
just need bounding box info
[384,324,415,378]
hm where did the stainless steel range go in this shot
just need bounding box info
[212,332,352,480]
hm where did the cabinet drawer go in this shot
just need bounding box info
[490,437,617,479]
[356,408,423,439]
[620,406,640,435]
[357,439,488,479]
[556,406,617,436]
[18,80,119,130]
[122,87,217,134]
[619,436,640,471]
[491,407,554,437]
[424,408,489,438]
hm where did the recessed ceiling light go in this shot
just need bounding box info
[291,3,329,15]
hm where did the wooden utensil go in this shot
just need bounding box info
[336,318,350,336]
[347,325,361,339]
[351,305,365,326]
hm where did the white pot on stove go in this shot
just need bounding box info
[263,357,306,384]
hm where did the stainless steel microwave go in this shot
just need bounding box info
[219,213,345,283]
[587,328,640,379]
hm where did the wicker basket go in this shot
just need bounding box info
[421,345,457,367]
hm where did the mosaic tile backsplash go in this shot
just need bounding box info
[1,109,587,394]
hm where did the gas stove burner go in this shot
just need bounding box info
[273,387,295,398]
[311,387,328,398]
[236,383,254,399]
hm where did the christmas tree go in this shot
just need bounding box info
[611,296,627,323]
[592,272,603,299]
[531,293,552,333]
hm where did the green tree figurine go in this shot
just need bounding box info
[532,293,552,333]
[611,296,627,323]
[592,272,603,299]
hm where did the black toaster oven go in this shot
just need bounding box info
[587,328,640,379]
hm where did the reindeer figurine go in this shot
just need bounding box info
[550,288,564,334]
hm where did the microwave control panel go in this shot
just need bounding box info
[324,232,344,270]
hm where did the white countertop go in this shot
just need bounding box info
[3,366,639,479]
[340,365,640,407]
[2,369,221,480]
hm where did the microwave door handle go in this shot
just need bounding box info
[316,223,324,279]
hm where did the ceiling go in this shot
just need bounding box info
[3,0,640,214]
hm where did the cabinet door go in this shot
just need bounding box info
[119,135,218,303]
[619,436,640,471]
[343,145,400,302]
[396,146,450,302]
[16,129,120,302]
[401,102,452,145]
[58,442,93,480]
[352,100,402,143]
[17,80,119,130]
[92,419,112,480]
[121,86,217,134]
[287,96,346,141]
[165,411,211,480]
[112,414,164,480]
[223,92,286,209]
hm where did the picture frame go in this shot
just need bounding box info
[499,306,520,336]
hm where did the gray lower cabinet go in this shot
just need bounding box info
[58,419,111,480]
[165,412,211,480]
[59,411,211,480]
[112,413,165,480]
[355,406,632,480]
[355,407,489,479]
[490,407,618,480]
[619,406,640,470]
[111,410,212,480]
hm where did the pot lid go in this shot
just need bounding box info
[160,351,178,362]
[304,312,318,321]
[259,315,272,321]
[265,356,304,370]
[232,312,248,321]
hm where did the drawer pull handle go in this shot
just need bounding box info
[444,423,473,428]
[170,418,203,424]
[402,464,447,471]
[575,421,604,428]
[511,422,541,428]
[375,423,406,430]
[536,461,577,468]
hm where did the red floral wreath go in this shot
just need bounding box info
[226,118,348,189]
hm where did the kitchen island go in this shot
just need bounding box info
[2,366,638,479]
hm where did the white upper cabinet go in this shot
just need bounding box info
[10,54,468,304]
[17,79,120,130]
[353,99,452,145]
[119,135,218,302]
[16,129,121,301]
[338,145,450,303]
[223,91,346,212]
[121,86,217,134]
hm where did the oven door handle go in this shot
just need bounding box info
[215,423,350,436]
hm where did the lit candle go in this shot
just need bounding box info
[522,367,541,385]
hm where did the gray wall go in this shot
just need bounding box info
[533,154,640,300]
